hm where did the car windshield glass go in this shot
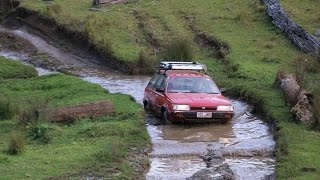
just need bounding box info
[167,76,220,94]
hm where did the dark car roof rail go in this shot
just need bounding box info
[158,61,207,74]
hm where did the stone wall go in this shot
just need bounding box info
[261,0,320,53]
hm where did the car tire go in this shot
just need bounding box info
[161,110,169,125]
[143,100,149,112]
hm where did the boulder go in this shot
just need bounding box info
[201,149,224,167]
[187,163,235,180]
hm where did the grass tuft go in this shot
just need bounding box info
[7,130,26,155]
[164,38,193,61]
[0,97,13,120]
[18,97,50,125]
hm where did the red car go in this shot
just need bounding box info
[143,62,234,124]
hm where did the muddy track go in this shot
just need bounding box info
[8,7,135,73]
[0,10,276,180]
[181,14,230,60]
[132,10,161,50]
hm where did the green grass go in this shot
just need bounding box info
[12,0,320,179]
[0,56,37,79]
[280,0,320,35]
[0,59,149,179]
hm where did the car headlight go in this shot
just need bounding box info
[173,105,190,111]
[217,105,234,111]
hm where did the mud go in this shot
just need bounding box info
[0,20,276,179]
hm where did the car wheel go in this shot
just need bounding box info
[161,110,169,125]
[143,101,149,112]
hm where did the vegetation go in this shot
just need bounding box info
[312,87,320,130]
[7,130,26,155]
[0,57,149,179]
[0,56,37,79]
[164,38,193,61]
[6,0,320,178]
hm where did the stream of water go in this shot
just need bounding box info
[0,25,276,179]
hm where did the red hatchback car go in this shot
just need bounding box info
[143,62,234,124]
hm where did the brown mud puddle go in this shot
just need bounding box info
[0,24,275,179]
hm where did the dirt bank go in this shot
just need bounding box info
[3,7,137,73]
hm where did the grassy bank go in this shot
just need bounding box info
[12,0,320,179]
[0,57,150,179]
[0,56,37,79]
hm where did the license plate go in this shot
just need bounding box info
[197,112,212,118]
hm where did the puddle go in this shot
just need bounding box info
[0,24,276,179]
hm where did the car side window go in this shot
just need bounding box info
[155,75,166,90]
[158,77,167,91]
[148,74,161,88]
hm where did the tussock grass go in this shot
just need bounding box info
[7,130,26,155]
[0,97,12,120]
[164,38,193,61]
[18,97,50,125]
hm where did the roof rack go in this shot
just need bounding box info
[158,61,207,73]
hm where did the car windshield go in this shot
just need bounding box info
[167,76,220,94]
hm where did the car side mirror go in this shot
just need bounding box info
[156,88,164,93]
[220,88,226,93]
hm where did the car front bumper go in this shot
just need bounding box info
[170,111,234,122]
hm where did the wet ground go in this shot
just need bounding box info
[0,24,275,179]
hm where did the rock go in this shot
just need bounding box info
[187,163,235,180]
[261,0,320,53]
[315,29,320,36]
[201,149,224,167]
[279,74,300,106]
[264,173,275,180]
[291,91,313,123]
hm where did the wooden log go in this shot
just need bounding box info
[42,100,116,123]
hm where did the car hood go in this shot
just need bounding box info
[166,93,232,107]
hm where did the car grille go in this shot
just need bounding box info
[190,107,217,110]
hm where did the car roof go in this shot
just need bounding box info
[159,70,208,77]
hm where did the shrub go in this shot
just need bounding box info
[7,130,26,155]
[164,38,193,61]
[18,97,50,125]
[293,55,310,88]
[28,123,54,144]
[312,87,320,130]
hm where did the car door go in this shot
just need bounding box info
[145,73,161,110]
[154,75,167,115]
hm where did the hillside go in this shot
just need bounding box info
[4,0,320,179]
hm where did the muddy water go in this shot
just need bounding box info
[0,25,275,179]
